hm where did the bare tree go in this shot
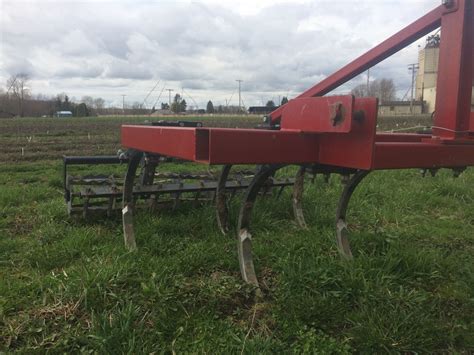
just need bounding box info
[81,96,94,107]
[352,78,396,103]
[378,78,396,102]
[93,97,105,114]
[351,84,367,97]
[7,73,30,116]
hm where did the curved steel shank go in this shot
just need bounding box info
[122,150,144,250]
[335,170,370,259]
[216,164,232,235]
[292,165,308,229]
[236,164,282,286]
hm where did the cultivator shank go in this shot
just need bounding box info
[66,1,474,288]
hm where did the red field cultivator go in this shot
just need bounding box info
[65,0,473,287]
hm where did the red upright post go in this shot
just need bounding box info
[432,0,473,139]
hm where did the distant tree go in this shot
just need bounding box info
[75,103,90,117]
[352,78,396,103]
[7,73,30,117]
[54,95,63,112]
[281,96,289,105]
[63,95,72,111]
[266,100,276,108]
[378,78,396,103]
[171,94,186,113]
[131,101,147,115]
[206,100,214,114]
[93,97,105,114]
[161,102,169,110]
[171,94,180,113]
[81,95,94,107]
[351,84,367,97]
[180,99,187,112]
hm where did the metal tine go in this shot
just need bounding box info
[276,185,286,199]
[148,194,159,211]
[292,166,307,229]
[172,179,183,210]
[83,197,90,219]
[172,192,181,210]
[193,191,201,207]
[69,160,295,217]
[107,196,115,217]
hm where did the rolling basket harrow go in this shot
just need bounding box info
[63,0,474,287]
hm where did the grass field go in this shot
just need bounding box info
[1,115,473,353]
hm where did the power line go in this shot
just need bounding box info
[227,89,236,107]
[142,80,161,108]
[181,87,199,109]
[150,84,167,111]
[400,85,411,101]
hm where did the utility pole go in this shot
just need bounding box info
[236,79,243,113]
[166,89,174,109]
[408,63,419,114]
[121,94,126,115]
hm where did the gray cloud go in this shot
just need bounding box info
[0,0,435,107]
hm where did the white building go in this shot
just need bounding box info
[416,35,474,114]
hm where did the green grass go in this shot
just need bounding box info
[0,116,473,352]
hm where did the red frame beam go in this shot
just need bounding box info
[122,125,321,165]
[373,142,474,169]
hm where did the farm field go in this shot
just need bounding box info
[1,115,473,352]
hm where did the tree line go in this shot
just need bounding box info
[0,74,118,118]
[0,73,399,118]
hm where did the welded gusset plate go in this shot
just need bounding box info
[318,98,378,170]
[280,95,354,133]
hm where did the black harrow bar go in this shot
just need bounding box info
[64,153,296,218]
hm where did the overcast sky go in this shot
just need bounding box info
[0,0,438,108]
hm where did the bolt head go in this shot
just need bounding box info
[442,0,454,8]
